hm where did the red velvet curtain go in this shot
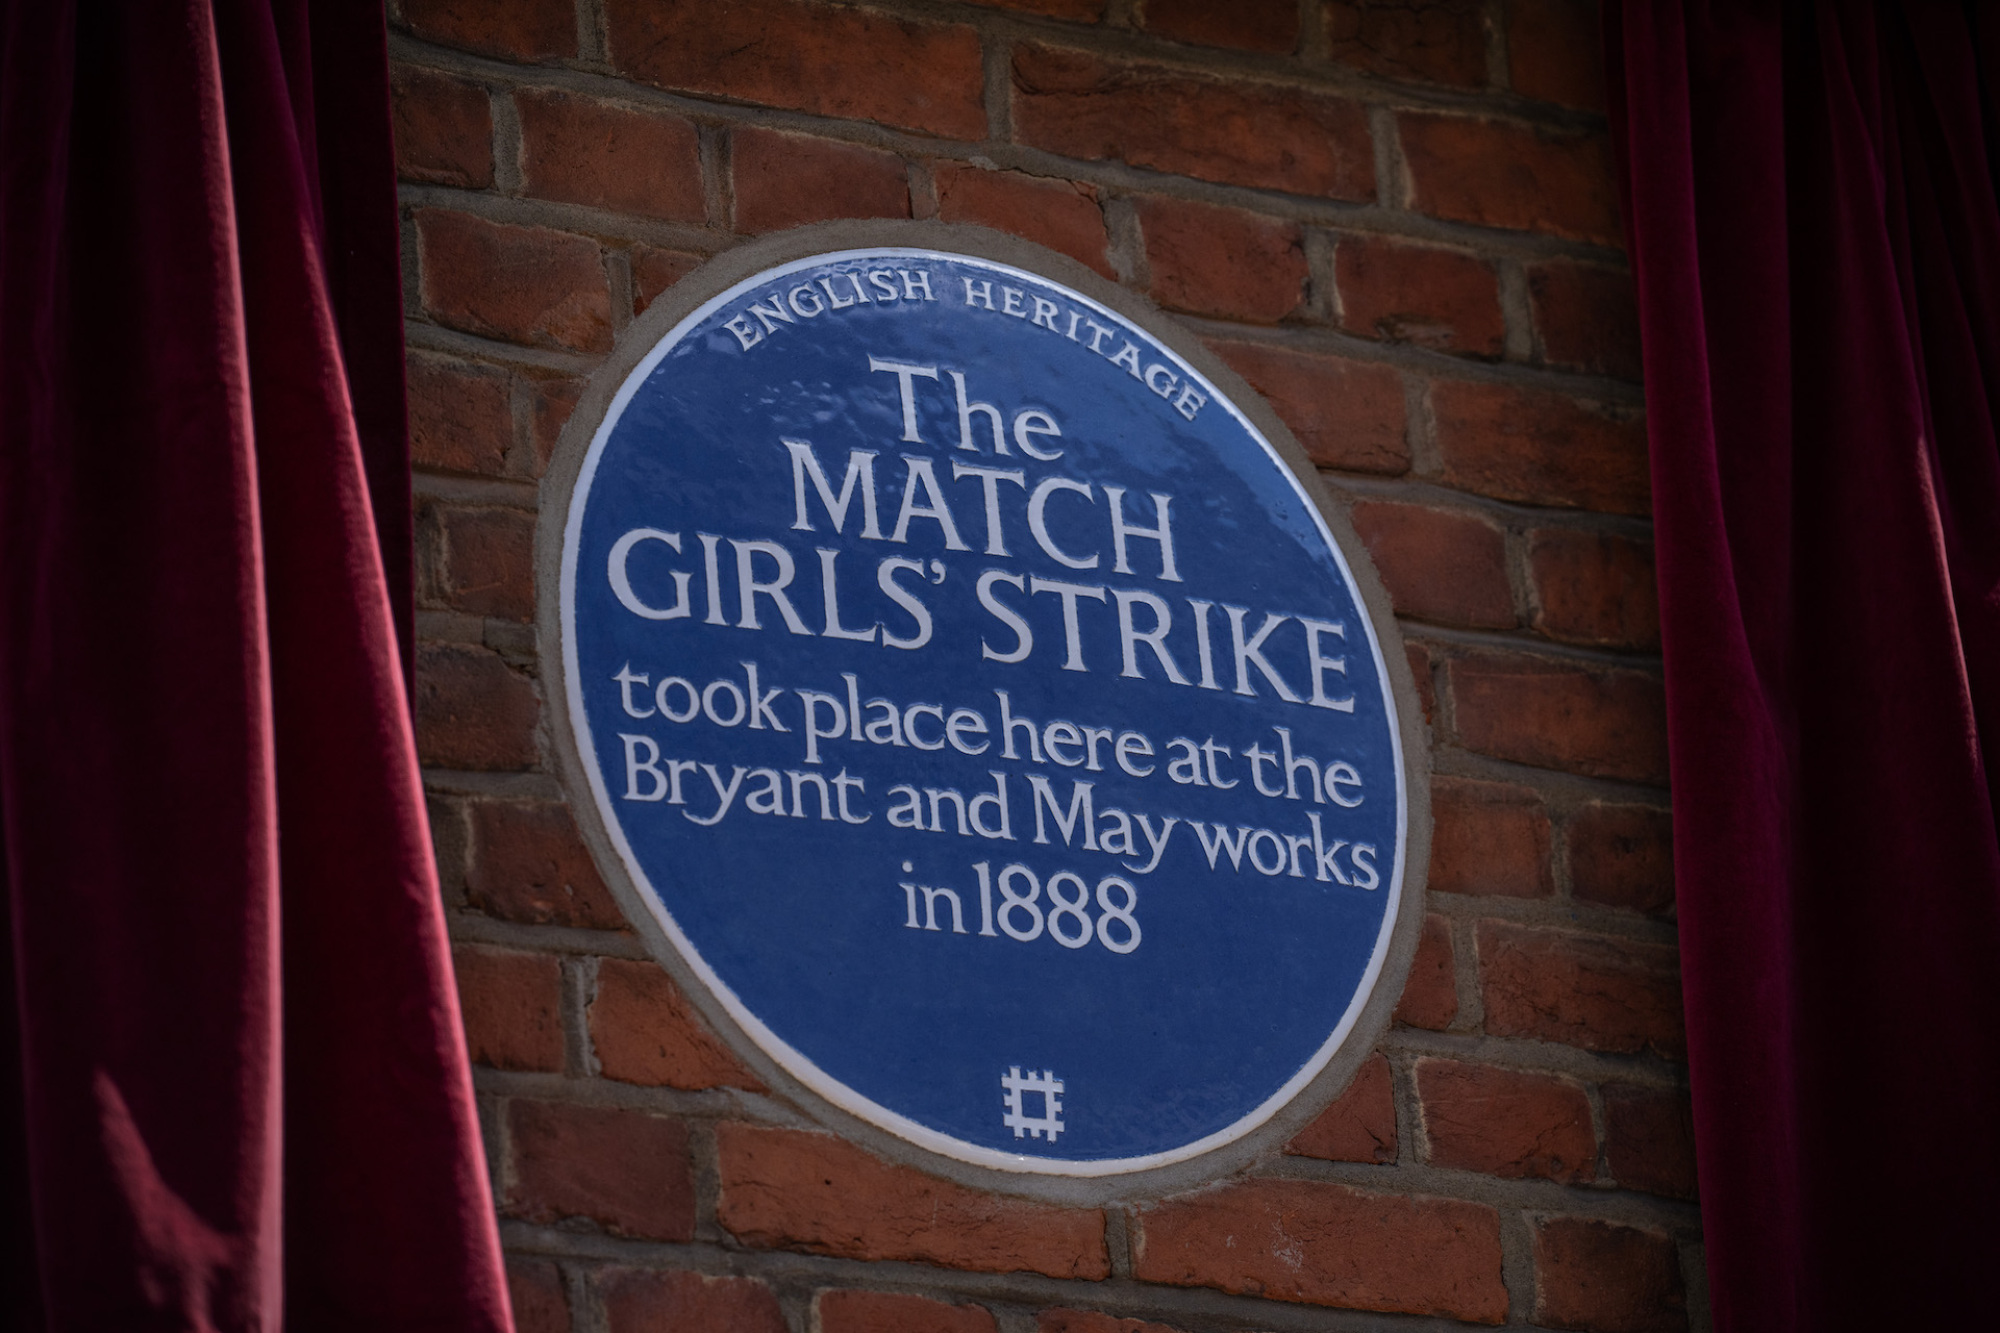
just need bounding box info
[0,1,509,1327]
[1609,2,2000,1327]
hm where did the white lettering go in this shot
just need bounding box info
[1300,616,1356,712]
[868,357,939,443]
[1103,487,1180,581]
[1027,477,1097,569]
[1031,576,1107,672]
[878,558,934,650]
[1226,607,1302,701]
[1012,409,1063,460]
[608,528,692,619]
[786,440,882,539]
[620,734,668,800]
[890,456,970,550]
[733,539,813,634]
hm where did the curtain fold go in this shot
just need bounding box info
[0,1,510,1327]
[1608,2,2000,1328]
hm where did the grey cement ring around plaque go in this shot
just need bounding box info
[536,220,1432,1204]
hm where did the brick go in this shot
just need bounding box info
[407,356,510,476]
[1132,1179,1505,1321]
[716,1124,1109,1279]
[414,642,539,770]
[417,210,612,354]
[607,0,985,140]
[391,65,493,188]
[590,958,764,1091]
[401,0,576,62]
[507,1258,570,1333]
[1395,911,1457,1029]
[1141,0,1299,53]
[1429,776,1553,898]
[466,800,627,929]
[1039,1312,1183,1333]
[1447,653,1667,783]
[601,1269,786,1333]
[1325,0,1487,87]
[1603,1084,1698,1200]
[630,247,703,316]
[1479,922,1685,1058]
[1417,1059,1595,1183]
[1529,528,1659,651]
[517,91,703,222]
[1509,0,1607,111]
[415,495,448,605]
[969,0,1104,16]
[1432,380,1649,516]
[1285,1051,1396,1163]
[1400,115,1621,246]
[1570,803,1674,915]
[733,128,909,234]
[432,505,535,621]
[1349,501,1512,629]
[1530,260,1641,379]
[1335,236,1504,357]
[1012,45,1373,199]
[1210,340,1406,473]
[933,164,1111,278]
[529,376,585,472]
[427,792,469,906]
[819,1290,997,1333]
[451,944,562,1072]
[506,1101,695,1241]
[1140,198,1305,323]
[1533,1218,1686,1333]
[1404,641,1437,725]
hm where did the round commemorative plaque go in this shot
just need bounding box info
[543,224,1429,1195]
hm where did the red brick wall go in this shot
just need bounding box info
[392,1,1700,1329]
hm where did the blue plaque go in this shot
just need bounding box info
[546,228,1428,1187]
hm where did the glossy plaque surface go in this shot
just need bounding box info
[560,247,1409,1174]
